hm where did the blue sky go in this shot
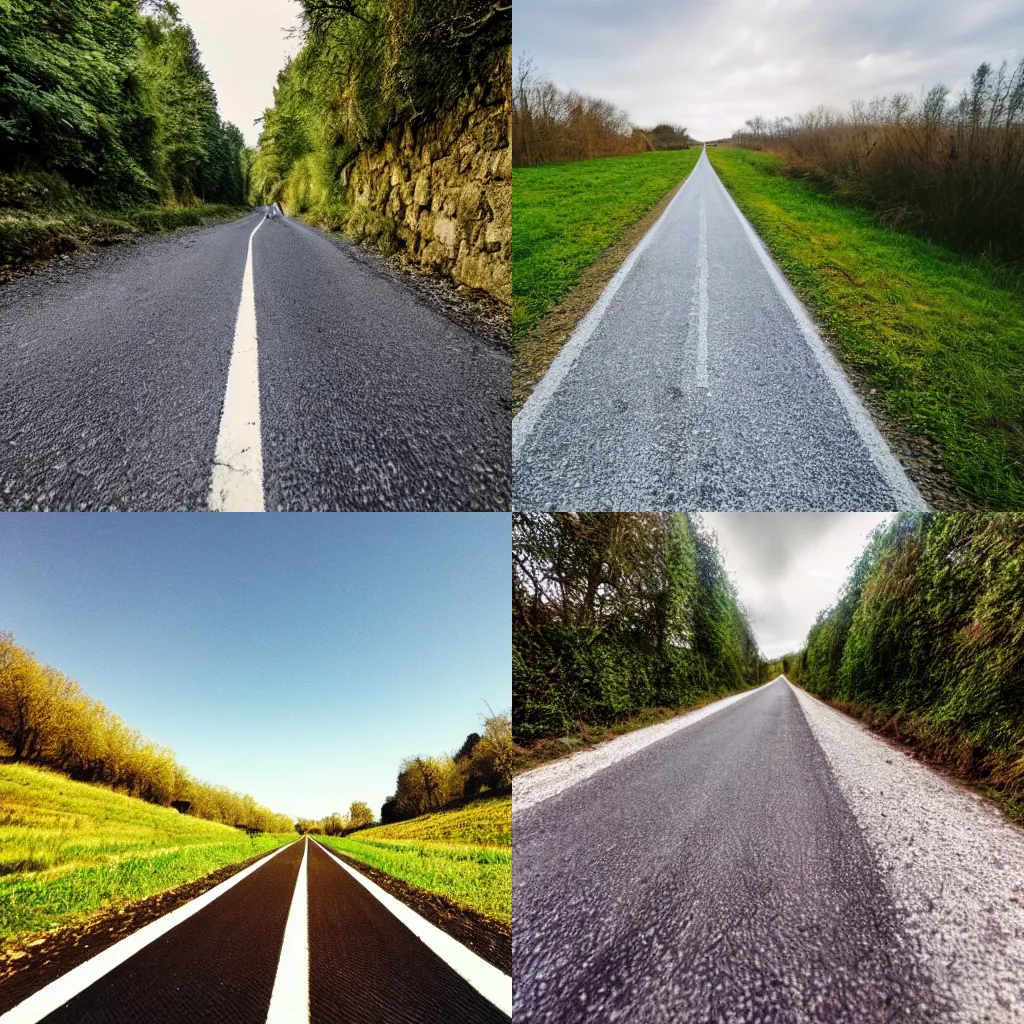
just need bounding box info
[0,514,510,821]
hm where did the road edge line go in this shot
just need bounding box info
[310,839,511,1018]
[513,674,778,817]
[208,212,268,512]
[711,165,928,510]
[0,839,299,1024]
[512,148,705,465]
[265,836,309,1023]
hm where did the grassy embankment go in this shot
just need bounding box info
[0,174,247,270]
[512,149,701,344]
[0,763,292,947]
[318,796,510,926]
[707,148,1024,509]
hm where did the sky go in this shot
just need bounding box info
[173,0,302,146]
[700,513,894,658]
[513,0,1024,140]
[0,514,510,821]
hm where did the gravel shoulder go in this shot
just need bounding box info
[790,680,1024,1024]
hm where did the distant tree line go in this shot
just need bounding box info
[512,58,658,168]
[248,0,510,215]
[788,514,1024,800]
[513,513,760,742]
[0,634,293,833]
[296,801,375,836]
[0,0,246,208]
[380,713,513,824]
[729,59,1024,267]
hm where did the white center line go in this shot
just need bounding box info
[694,196,709,390]
[265,836,309,1023]
[208,213,267,512]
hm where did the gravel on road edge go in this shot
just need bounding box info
[790,680,1024,1024]
[512,680,774,816]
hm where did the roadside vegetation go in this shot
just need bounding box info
[0,0,248,268]
[513,149,701,344]
[513,513,760,747]
[707,147,1024,509]
[0,762,292,945]
[249,0,510,226]
[783,513,1024,823]
[0,633,294,833]
[318,795,511,925]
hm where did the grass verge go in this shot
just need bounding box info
[318,796,511,926]
[512,149,701,346]
[707,147,1024,509]
[0,763,292,946]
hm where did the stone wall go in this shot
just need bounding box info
[339,49,511,306]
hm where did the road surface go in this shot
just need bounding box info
[0,837,510,1024]
[512,149,926,511]
[513,677,1024,1023]
[0,211,509,511]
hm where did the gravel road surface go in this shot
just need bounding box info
[0,837,509,1024]
[513,677,1024,1023]
[513,149,925,511]
[0,211,509,510]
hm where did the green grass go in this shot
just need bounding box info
[318,796,510,925]
[512,149,702,343]
[707,148,1024,509]
[0,763,293,945]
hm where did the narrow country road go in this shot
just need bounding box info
[512,149,926,511]
[513,678,1024,1024]
[0,211,509,511]
[0,837,511,1024]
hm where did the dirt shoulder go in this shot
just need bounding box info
[512,174,689,414]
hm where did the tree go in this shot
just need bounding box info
[348,801,374,827]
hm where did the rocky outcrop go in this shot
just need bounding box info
[340,49,511,305]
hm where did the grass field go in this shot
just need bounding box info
[0,763,293,946]
[707,148,1024,509]
[319,796,511,925]
[512,149,702,344]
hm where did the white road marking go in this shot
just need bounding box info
[715,177,928,510]
[694,197,709,389]
[512,152,703,465]
[265,836,309,1024]
[513,678,779,815]
[0,840,298,1024]
[208,213,267,512]
[312,840,512,1018]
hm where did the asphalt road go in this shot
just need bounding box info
[513,678,954,1024]
[0,837,510,1024]
[0,211,509,510]
[512,149,926,511]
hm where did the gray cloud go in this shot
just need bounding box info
[700,513,893,658]
[514,0,1023,139]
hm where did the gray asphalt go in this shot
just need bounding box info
[512,679,946,1024]
[0,211,509,510]
[512,149,923,511]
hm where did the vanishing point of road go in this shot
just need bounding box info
[513,149,927,512]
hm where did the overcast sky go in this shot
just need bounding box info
[700,513,893,658]
[514,0,1023,140]
[174,0,301,146]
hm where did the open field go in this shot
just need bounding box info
[0,763,293,946]
[707,147,1024,509]
[319,796,511,925]
[512,149,701,344]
